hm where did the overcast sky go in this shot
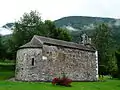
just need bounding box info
[0,0,120,26]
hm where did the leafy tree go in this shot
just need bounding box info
[13,10,71,47]
[0,35,2,59]
[115,49,120,78]
[12,10,43,47]
[10,10,71,60]
[54,28,71,41]
[0,35,7,60]
[44,20,56,37]
[44,20,71,41]
[0,35,16,60]
[92,23,116,75]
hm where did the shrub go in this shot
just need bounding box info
[52,75,72,87]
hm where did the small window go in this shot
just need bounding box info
[31,58,35,66]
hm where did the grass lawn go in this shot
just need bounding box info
[0,62,120,90]
[0,79,120,90]
[0,71,14,80]
[0,63,15,80]
[0,71,120,90]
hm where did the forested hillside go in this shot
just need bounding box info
[55,16,120,46]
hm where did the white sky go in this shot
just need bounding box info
[0,0,120,26]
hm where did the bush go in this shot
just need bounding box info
[52,76,72,87]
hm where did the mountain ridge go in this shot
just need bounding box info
[54,16,118,29]
[54,16,120,44]
[1,16,120,46]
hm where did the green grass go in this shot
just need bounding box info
[0,62,120,90]
[0,71,14,80]
[0,62,15,80]
[0,71,120,90]
[0,79,120,90]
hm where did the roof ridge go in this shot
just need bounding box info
[35,35,79,45]
[34,35,43,44]
[19,35,96,52]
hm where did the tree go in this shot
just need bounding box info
[92,23,117,75]
[0,35,6,60]
[115,49,120,78]
[13,10,71,46]
[12,10,43,47]
[10,10,71,60]
[44,20,56,37]
[0,35,2,59]
[44,20,71,41]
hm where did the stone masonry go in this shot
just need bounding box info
[15,35,98,81]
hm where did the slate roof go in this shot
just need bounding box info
[20,35,95,52]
